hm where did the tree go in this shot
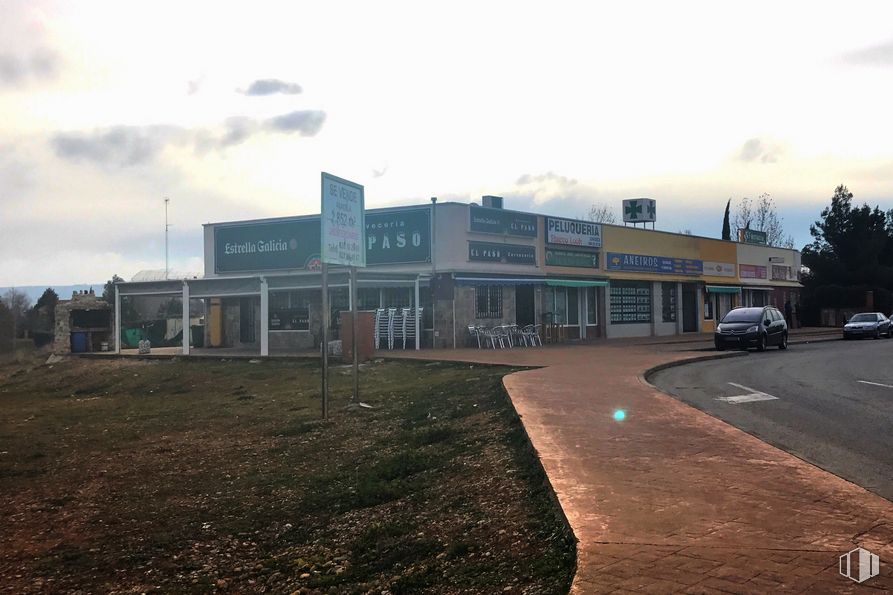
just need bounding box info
[1,289,31,338]
[721,199,731,240]
[103,274,124,305]
[586,202,617,224]
[733,193,794,247]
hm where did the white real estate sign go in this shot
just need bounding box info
[321,172,366,267]
[545,216,602,248]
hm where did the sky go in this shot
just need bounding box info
[3,1,893,286]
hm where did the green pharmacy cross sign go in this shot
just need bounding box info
[622,198,657,224]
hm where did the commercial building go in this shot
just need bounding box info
[115,198,801,354]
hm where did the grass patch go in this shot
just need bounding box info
[0,357,574,593]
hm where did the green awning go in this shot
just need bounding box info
[706,285,741,294]
[546,279,609,288]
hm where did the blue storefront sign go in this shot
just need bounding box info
[606,252,702,276]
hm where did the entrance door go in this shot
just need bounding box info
[515,285,535,326]
[239,297,256,344]
[682,283,698,332]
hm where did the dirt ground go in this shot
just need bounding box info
[0,354,575,594]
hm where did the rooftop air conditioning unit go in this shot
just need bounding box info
[482,195,504,209]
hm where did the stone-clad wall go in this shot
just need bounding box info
[54,290,113,354]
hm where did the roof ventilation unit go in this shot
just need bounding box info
[482,195,504,209]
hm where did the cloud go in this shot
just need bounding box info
[372,165,389,178]
[843,40,893,66]
[53,110,327,168]
[516,171,578,187]
[240,79,303,96]
[265,110,326,135]
[52,125,189,168]
[0,48,59,87]
[738,137,784,164]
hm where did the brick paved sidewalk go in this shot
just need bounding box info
[390,345,893,593]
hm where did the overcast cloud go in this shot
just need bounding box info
[843,39,893,66]
[241,78,303,96]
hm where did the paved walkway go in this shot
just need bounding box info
[390,344,893,593]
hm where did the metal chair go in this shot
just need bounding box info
[374,308,387,349]
[387,307,399,350]
[468,325,482,348]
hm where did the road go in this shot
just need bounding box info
[650,338,893,502]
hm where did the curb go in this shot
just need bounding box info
[640,351,748,383]
[685,335,841,352]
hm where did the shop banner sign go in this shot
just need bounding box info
[215,220,321,273]
[468,241,536,265]
[366,208,431,264]
[469,205,537,237]
[771,265,791,281]
[702,261,736,277]
[269,308,310,331]
[214,208,431,273]
[739,264,767,279]
[606,252,701,275]
[321,172,365,267]
[545,216,602,248]
[739,228,768,245]
[546,247,599,268]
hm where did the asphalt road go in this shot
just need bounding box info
[650,338,893,502]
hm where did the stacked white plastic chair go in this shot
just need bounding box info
[374,308,387,349]
[401,307,423,349]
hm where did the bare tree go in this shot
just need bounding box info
[1,288,31,342]
[733,193,794,248]
[586,202,617,224]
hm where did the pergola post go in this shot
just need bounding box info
[114,284,121,354]
[260,277,269,357]
[415,275,421,350]
[182,281,190,356]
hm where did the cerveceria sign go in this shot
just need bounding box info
[468,241,536,265]
[214,208,431,273]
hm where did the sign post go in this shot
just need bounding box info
[320,172,365,418]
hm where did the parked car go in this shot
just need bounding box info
[842,312,892,339]
[714,306,788,351]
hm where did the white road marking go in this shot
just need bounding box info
[716,382,779,404]
[858,380,893,389]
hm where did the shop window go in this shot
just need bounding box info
[544,287,582,326]
[609,281,652,324]
[358,287,380,310]
[475,285,503,319]
[586,287,598,325]
[383,287,412,308]
[567,288,579,325]
[704,294,714,320]
[661,282,677,323]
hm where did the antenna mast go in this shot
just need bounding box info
[164,197,170,280]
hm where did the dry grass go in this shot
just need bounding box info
[0,355,574,594]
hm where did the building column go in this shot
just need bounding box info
[114,285,121,354]
[260,277,269,356]
[182,282,190,356]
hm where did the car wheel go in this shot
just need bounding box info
[715,343,725,351]
[874,329,881,339]
[778,332,788,350]
[756,333,766,352]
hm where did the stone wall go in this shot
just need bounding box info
[54,290,113,354]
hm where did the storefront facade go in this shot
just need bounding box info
[115,199,802,353]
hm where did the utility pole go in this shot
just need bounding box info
[10,287,16,356]
[164,197,170,280]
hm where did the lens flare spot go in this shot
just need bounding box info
[613,409,626,421]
